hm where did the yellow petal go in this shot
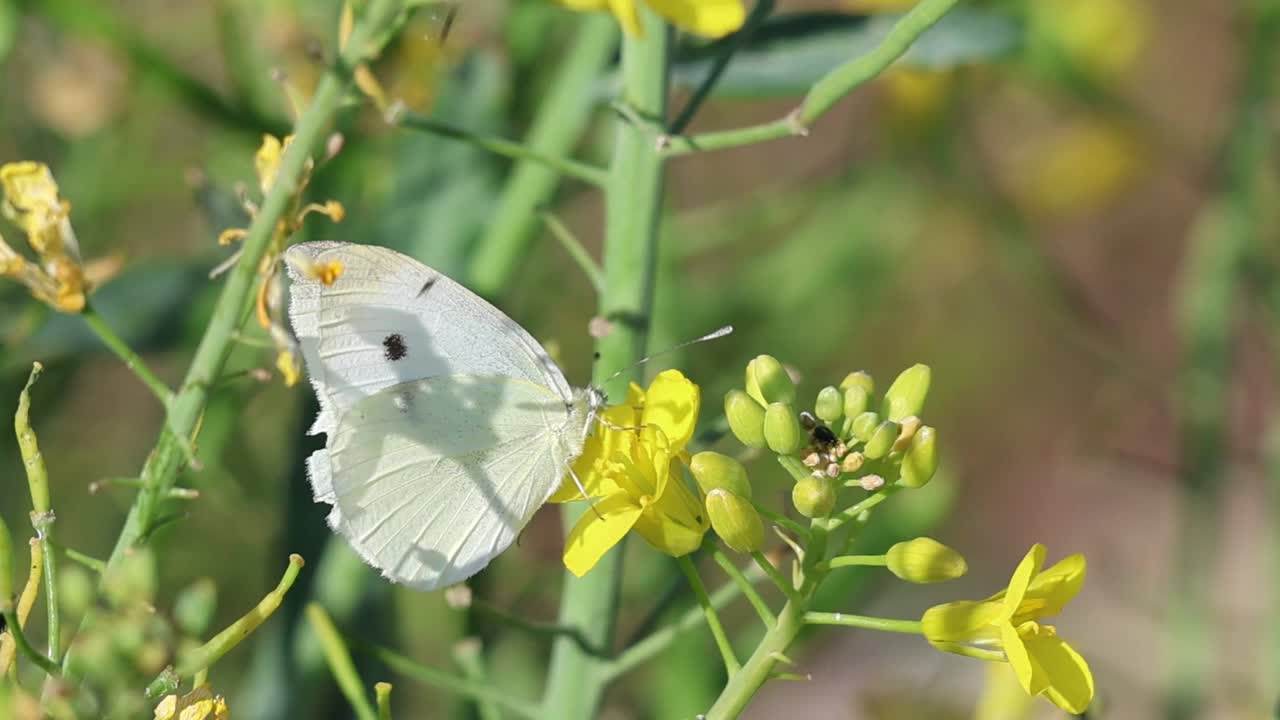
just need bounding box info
[563,493,643,577]
[556,0,609,7]
[254,135,289,195]
[645,0,746,38]
[641,369,700,451]
[608,0,644,35]
[1020,553,1086,621]
[1023,628,1095,714]
[549,406,639,503]
[921,599,1005,645]
[1001,620,1042,696]
[997,544,1045,622]
[154,695,180,720]
[634,465,707,558]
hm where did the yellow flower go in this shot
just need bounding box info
[153,685,229,720]
[554,370,708,576]
[558,0,745,39]
[0,162,92,312]
[921,544,1093,714]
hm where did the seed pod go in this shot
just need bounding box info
[886,537,967,583]
[815,386,843,424]
[706,489,765,553]
[690,451,752,498]
[899,425,938,488]
[792,475,836,518]
[763,402,804,454]
[745,355,795,406]
[882,363,931,421]
[725,389,767,448]
[863,420,900,460]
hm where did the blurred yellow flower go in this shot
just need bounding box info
[0,162,90,312]
[153,685,229,720]
[922,544,1093,714]
[1019,117,1149,217]
[1031,0,1147,81]
[554,370,708,576]
[558,0,745,39]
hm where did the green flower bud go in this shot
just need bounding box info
[863,420,900,459]
[792,475,836,518]
[886,537,967,583]
[849,411,880,442]
[843,385,869,420]
[690,451,752,498]
[706,489,765,553]
[58,566,95,618]
[746,355,795,405]
[899,425,938,488]
[763,402,804,454]
[174,578,218,637]
[725,389,767,448]
[814,386,843,424]
[882,363,931,421]
[839,370,875,396]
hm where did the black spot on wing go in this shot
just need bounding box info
[416,278,437,299]
[383,333,408,361]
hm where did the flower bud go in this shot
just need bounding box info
[763,402,804,454]
[792,475,836,518]
[745,355,795,406]
[886,537,967,583]
[725,389,767,448]
[690,451,752,498]
[706,489,765,553]
[849,411,880,442]
[843,385,869,420]
[899,425,938,488]
[814,386,843,424]
[839,370,874,395]
[841,451,865,474]
[882,363,931,421]
[174,578,218,637]
[863,420,900,459]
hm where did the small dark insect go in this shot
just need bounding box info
[799,411,837,447]
[383,333,408,361]
[0,613,6,634]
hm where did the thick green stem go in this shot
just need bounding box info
[541,10,668,720]
[703,601,804,720]
[468,15,618,296]
[62,0,407,674]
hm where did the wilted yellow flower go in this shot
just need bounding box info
[922,544,1093,713]
[153,685,229,720]
[557,0,745,39]
[0,162,93,312]
[553,370,708,575]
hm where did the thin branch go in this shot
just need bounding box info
[660,0,962,156]
[469,597,610,658]
[452,639,502,720]
[355,640,540,720]
[82,303,175,407]
[750,551,797,601]
[540,210,605,295]
[677,555,740,676]
[712,547,774,628]
[803,611,921,634]
[395,111,609,187]
[668,0,775,134]
[307,604,378,720]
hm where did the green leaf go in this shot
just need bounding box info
[668,10,1020,98]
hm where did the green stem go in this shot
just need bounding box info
[712,547,774,628]
[825,555,888,570]
[703,601,805,720]
[803,611,921,634]
[677,555,740,676]
[750,499,809,539]
[375,682,393,720]
[0,610,59,677]
[1167,2,1279,718]
[306,604,378,720]
[667,0,774,134]
[831,484,900,528]
[15,364,58,662]
[751,551,797,601]
[396,112,608,186]
[63,0,407,674]
[541,211,605,295]
[468,15,618,296]
[470,598,609,657]
[356,641,539,720]
[659,0,962,156]
[82,304,175,406]
[540,10,668,720]
[602,561,766,682]
[452,639,502,720]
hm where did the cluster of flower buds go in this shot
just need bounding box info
[725,356,939,519]
[690,451,765,553]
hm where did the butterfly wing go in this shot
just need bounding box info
[286,242,587,589]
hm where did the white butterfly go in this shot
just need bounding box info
[285,241,603,590]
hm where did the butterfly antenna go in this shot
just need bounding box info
[599,325,733,388]
[566,462,605,520]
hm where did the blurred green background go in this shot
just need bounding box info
[0,0,1270,717]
